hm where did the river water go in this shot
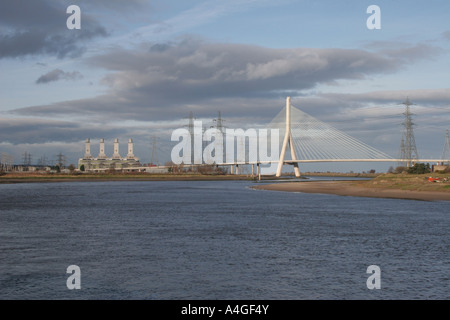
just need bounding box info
[0,179,448,299]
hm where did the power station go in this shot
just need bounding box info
[78,138,142,171]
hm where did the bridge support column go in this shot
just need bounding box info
[257,163,260,176]
[290,141,301,178]
[276,97,301,178]
[293,163,300,177]
[230,165,234,175]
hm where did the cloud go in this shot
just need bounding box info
[0,0,141,59]
[36,69,83,84]
[0,117,128,145]
[362,41,442,62]
[12,37,425,122]
[318,88,450,108]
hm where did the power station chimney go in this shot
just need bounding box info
[112,138,121,159]
[127,138,135,160]
[98,138,107,159]
[84,138,93,159]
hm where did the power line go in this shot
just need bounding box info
[270,103,392,161]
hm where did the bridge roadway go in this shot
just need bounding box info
[174,159,446,167]
[167,159,447,175]
[215,159,447,175]
[217,159,446,165]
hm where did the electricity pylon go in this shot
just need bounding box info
[399,97,419,167]
[442,129,450,165]
[150,136,159,166]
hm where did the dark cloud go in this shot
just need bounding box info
[0,23,108,60]
[0,0,61,29]
[0,118,127,145]
[36,69,83,84]
[0,0,139,59]
[12,38,426,121]
[90,40,401,94]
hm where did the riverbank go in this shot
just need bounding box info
[253,174,450,201]
[0,173,257,184]
[301,172,380,178]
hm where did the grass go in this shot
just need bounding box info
[353,173,450,192]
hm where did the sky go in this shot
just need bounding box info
[1,0,449,172]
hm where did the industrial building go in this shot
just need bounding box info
[78,138,143,172]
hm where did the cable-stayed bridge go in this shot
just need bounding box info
[213,97,445,176]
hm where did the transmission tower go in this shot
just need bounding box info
[150,136,159,166]
[188,111,194,136]
[1,152,13,171]
[398,136,405,166]
[22,152,32,166]
[37,155,48,167]
[212,111,226,164]
[56,152,67,168]
[186,111,195,165]
[442,129,450,165]
[212,111,226,132]
[399,97,419,167]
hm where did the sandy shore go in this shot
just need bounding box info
[253,181,450,201]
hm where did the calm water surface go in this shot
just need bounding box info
[0,180,448,299]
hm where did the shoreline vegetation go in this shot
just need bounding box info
[1,171,449,201]
[0,171,379,183]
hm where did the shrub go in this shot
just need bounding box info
[407,163,431,174]
[394,166,407,174]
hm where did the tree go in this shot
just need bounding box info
[80,164,85,172]
[407,163,431,174]
[165,161,176,174]
[394,166,407,174]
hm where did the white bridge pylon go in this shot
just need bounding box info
[277,97,300,177]
[274,96,394,177]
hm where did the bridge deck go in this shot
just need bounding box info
[216,159,446,165]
